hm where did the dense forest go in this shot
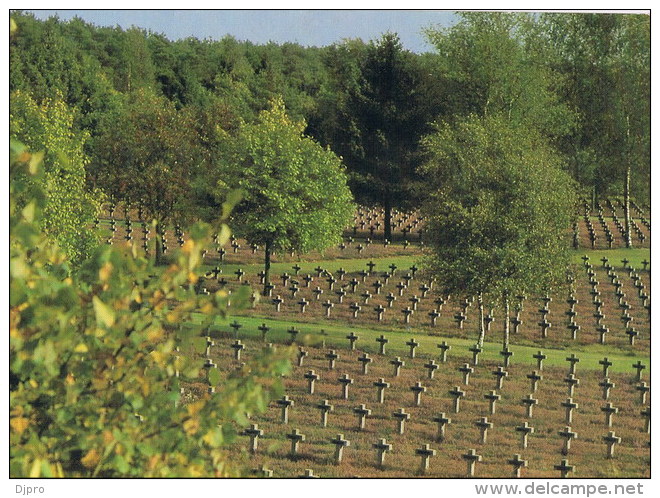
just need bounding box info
[11,11,650,222]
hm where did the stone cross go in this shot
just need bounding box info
[230,320,243,338]
[626,327,639,346]
[409,295,420,311]
[510,315,523,334]
[374,378,390,403]
[338,374,353,400]
[449,386,466,413]
[538,319,551,338]
[396,281,407,297]
[566,354,580,375]
[287,327,300,344]
[433,413,451,442]
[373,438,392,468]
[242,423,263,454]
[428,309,440,326]
[330,434,350,464]
[636,382,650,404]
[597,325,609,344]
[317,399,334,427]
[373,304,386,321]
[632,361,646,381]
[410,381,427,406]
[322,300,334,318]
[527,370,543,392]
[354,404,372,430]
[599,378,615,400]
[358,353,373,375]
[454,312,467,328]
[554,459,575,478]
[641,407,651,434]
[406,338,420,358]
[390,357,405,377]
[508,454,528,478]
[325,350,339,370]
[361,290,372,304]
[393,408,411,435]
[459,363,474,385]
[601,402,618,427]
[296,347,308,367]
[599,357,613,377]
[462,449,482,477]
[558,426,577,455]
[415,444,437,475]
[493,366,508,390]
[231,340,245,360]
[500,347,514,367]
[272,295,284,312]
[335,288,346,304]
[469,344,483,366]
[484,390,501,415]
[564,373,580,397]
[302,274,313,288]
[533,351,547,370]
[304,370,319,394]
[562,398,579,424]
[401,306,414,324]
[376,334,389,354]
[276,395,294,424]
[258,323,270,342]
[342,331,358,351]
[424,359,439,379]
[204,336,215,357]
[521,394,538,418]
[437,341,451,362]
[297,297,309,313]
[349,302,362,318]
[516,422,534,449]
[287,429,305,456]
[313,287,324,301]
[385,292,397,308]
[475,416,493,444]
[603,431,621,459]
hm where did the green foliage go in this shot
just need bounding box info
[91,89,203,228]
[421,113,576,305]
[10,90,101,266]
[217,97,355,265]
[10,143,291,477]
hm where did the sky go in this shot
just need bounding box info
[26,9,459,53]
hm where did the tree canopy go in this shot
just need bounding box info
[421,113,576,346]
[216,98,355,293]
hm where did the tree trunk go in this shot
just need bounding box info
[154,220,163,266]
[477,293,486,348]
[502,291,510,350]
[624,164,632,248]
[263,239,272,296]
[383,191,392,242]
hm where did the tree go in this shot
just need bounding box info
[216,97,355,295]
[424,12,575,143]
[538,13,650,221]
[10,140,291,477]
[316,34,433,240]
[90,89,203,264]
[421,114,576,348]
[10,90,101,266]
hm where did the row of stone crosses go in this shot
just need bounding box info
[578,198,649,249]
[200,329,649,478]
[197,255,649,345]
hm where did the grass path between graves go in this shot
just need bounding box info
[203,248,650,277]
[195,314,649,374]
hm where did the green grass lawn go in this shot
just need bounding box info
[197,314,649,374]
[204,247,650,277]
